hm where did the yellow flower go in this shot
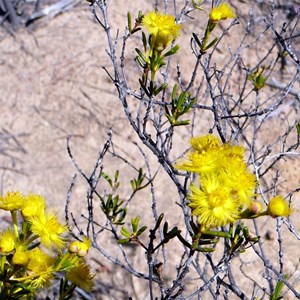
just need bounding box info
[175,149,219,174]
[0,191,24,211]
[27,247,54,287]
[66,262,94,291]
[29,212,66,249]
[209,2,236,22]
[175,135,221,174]
[190,134,221,153]
[268,196,292,218]
[69,237,92,257]
[22,193,46,219]
[219,159,256,205]
[12,245,30,266]
[189,175,241,228]
[0,229,16,254]
[143,11,181,51]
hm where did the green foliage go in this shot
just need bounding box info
[249,66,267,91]
[165,84,196,126]
[270,275,288,300]
[100,171,127,224]
[130,168,146,191]
[225,223,259,255]
[119,217,148,244]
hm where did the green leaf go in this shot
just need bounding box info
[127,12,132,32]
[296,123,300,138]
[177,232,192,248]
[153,213,164,231]
[192,244,216,252]
[204,37,218,50]
[119,238,131,244]
[102,172,113,187]
[136,225,148,236]
[135,48,148,64]
[171,84,178,102]
[121,226,131,238]
[154,83,168,96]
[164,44,180,57]
[114,208,127,225]
[271,275,288,300]
[131,217,140,234]
[192,32,202,48]
[202,230,231,238]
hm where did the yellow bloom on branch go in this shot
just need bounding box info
[0,229,16,254]
[268,196,292,218]
[66,261,94,291]
[189,176,241,228]
[26,248,55,287]
[69,237,92,257]
[12,245,30,266]
[0,191,24,211]
[143,11,181,51]
[22,193,46,218]
[29,212,66,249]
[176,134,256,228]
[209,2,236,22]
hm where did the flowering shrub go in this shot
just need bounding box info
[2,0,299,299]
[64,0,299,298]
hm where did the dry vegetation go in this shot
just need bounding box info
[1,0,300,299]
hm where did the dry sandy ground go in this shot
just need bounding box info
[0,0,300,299]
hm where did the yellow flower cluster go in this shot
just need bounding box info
[142,11,181,51]
[209,2,236,22]
[176,135,256,229]
[0,191,94,296]
[0,192,66,249]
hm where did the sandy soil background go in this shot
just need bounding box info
[1,0,300,299]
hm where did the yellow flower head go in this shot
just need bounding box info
[0,191,24,211]
[29,212,66,249]
[268,196,292,218]
[0,229,16,254]
[143,11,181,51]
[27,247,54,287]
[69,237,92,257]
[219,159,256,205]
[175,135,221,174]
[175,150,219,174]
[22,193,46,219]
[189,175,241,228]
[209,2,236,22]
[12,245,30,266]
[66,262,94,291]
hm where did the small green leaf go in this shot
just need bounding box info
[204,37,218,51]
[296,123,300,138]
[164,44,180,57]
[202,230,231,238]
[121,226,131,238]
[154,83,168,96]
[192,32,202,47]
[131,217,140,234]
[136,225,148,236]
[119,238,131,244]
[127,12,132,32]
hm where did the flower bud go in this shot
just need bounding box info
[249,201,263,214]
[69,241,80,253]
[267,196,292,218]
